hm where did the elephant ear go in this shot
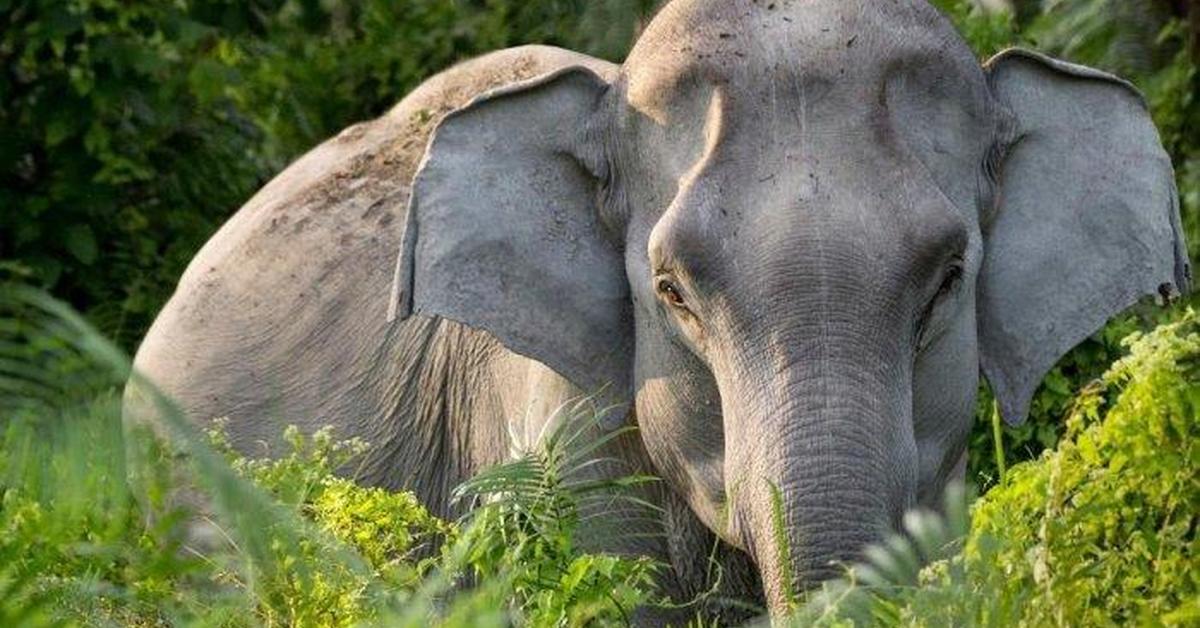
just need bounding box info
[389,67,633,416]
[979,48,1192,426]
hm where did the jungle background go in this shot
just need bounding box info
[1,0,1197,625]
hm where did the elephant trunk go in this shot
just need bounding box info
[721,339,918,611]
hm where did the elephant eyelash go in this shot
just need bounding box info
[656,278,688,309]
[654,275,707,353]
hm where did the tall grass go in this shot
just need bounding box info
[0,285,665,626]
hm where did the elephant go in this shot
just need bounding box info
[129,0,1191,617]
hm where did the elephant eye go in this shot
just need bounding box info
[656,278,687,308]
[935,262,963,300]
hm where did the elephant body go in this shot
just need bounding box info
[132,46,603,507]
[129,44,762,614]
[131,0,1190,618]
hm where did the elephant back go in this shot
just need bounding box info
[128,47,617,502]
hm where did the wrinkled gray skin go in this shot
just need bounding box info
[131,0,1190,617]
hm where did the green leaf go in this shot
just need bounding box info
[43,117,74,147]
[63,225,98,266]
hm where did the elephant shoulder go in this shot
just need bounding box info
[160,45,612,316]
[132,45,612,461]
[175,45,617,298]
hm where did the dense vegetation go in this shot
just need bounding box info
[1,286,664,626]
[1,0,657,348]
[2,289,1196,626]
[789,307,1198,626]
[930,0,1200,490]
[2,0,1198,625]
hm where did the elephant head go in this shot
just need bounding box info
[390,0,1190,609]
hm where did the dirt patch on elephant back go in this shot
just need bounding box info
[290,49,572,223]
[283,46,619,242]
[371,49,553,182]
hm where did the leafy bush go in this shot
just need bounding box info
[1,1,270,348]
[789,308,1199,626]
[1,401,254,625]
[209,422,451,581]
[930,0,1200,491]
[0,285,664,626]
[969,308,1199,624]
[450,405,662,626]
[1,0,655,349]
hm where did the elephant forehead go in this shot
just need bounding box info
[623,0,970,122]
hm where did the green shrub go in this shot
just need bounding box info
[790,308,1200,626]
[970,308,1199,625]
[0,403,252,626]
[931,0,1200,491]
[201,422,450,625]
[449,406,663,626]
[0,285,666,626]
[0,1,269,348]
[1,0,655,350]
[208,421,453,616]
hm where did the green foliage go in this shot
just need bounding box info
[968,315,1141,489]
[784,309,1200,626]
[210,419,455,586]
[202,421,455,625]
[931,0,1200,491]
[449,401,663,626]
[2,284,373,625]
[1,0,655,349]
[969,308,1199,625]
[314,478,449,575]
[0,285,663,626]
[1,1,269,348]
[927,0,1018,57]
